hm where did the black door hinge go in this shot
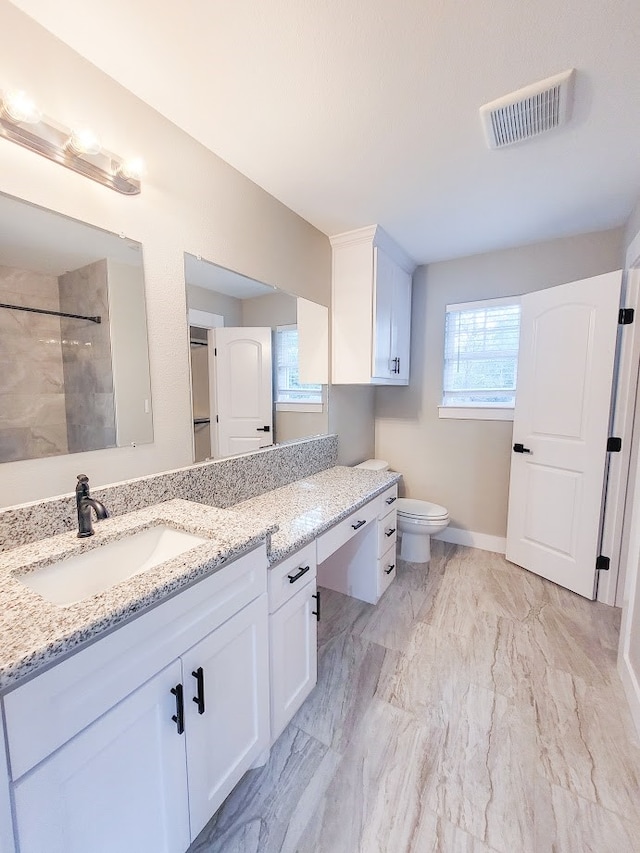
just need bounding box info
[596,555,610,572]
[607,436,622,452]
[215,414,219,423]
[619,308,634,325]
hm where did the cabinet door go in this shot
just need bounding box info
[390,263,412,383]
[270,581,318,742]
[182,594,270,839]
[372,246,396,380]
[13,661,190,853]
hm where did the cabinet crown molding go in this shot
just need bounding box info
[329,225,415,274]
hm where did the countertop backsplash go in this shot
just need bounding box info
[0,434,338,552]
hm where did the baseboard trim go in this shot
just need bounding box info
[434,526,507,554]
[619,651,640,740]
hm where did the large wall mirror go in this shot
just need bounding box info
[0,192,153,464]
[184,253,329,462]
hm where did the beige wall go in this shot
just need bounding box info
[0,2,330,508]
[186,284,243,327]
[241,291,297,327]
[329,385,376,465]
[375,227,625,537]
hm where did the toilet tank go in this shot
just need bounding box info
[354,459,390,472]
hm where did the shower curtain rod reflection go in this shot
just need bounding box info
[0,302,101,324]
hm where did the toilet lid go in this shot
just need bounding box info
[396,498,449,519]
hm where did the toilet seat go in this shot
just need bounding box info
[396,498,449,521]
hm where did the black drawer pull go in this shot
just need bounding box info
[351,519,366,530]
[513,443,531,454]
[385,564,395,575]
[288,564,311,583]
[192,667,205,715]
[170,684,185,734]
[385,527,396,537]
[312,591,321,621]
[385,496,396,505]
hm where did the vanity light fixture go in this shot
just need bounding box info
[0,88,142,195]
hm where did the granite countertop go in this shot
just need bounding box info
[232,465,401,565]
[0,499,276,691]
[0,466,399,692]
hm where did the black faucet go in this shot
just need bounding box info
[76,474,110,538]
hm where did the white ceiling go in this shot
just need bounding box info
[9,0,640,264]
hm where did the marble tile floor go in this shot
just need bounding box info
[189,542,640,853]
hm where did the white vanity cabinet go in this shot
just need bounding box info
[331,225,414,385]
[268,542,318,742]
[317,484,399,604]
[2,545,270,853]
[13,660,191,853]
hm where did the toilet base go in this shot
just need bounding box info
[399,530,432,563]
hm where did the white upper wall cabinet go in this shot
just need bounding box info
[331,226,414,385]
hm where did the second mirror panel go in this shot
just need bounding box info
[185,253,329,462]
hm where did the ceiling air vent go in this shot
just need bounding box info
[480,69,575,149]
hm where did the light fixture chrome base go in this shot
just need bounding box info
[0,111,141,196]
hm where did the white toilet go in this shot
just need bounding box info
[355,459,450,563]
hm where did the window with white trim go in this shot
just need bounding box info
[441,297,521,414]
[275,325,323,409]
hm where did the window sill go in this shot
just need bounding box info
[438,406,514,421]
[276,402,324,413]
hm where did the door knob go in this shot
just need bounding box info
[513,443,532,454]
[256,425,270,432]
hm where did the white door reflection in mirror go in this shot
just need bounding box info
[184,253,329,463]
[213,328,273,457]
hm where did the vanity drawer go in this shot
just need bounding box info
[376,485,398,517]
[268,541,317,613]
[378,508,397,557]
[378,542,397,597]
[316,499,380,564]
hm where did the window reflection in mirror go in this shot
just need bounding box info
[184,253,329,462]
[0,192,153,464]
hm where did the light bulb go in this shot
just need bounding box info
[119,157,145,180]
[69,127,102,156]
[2,90,41,124]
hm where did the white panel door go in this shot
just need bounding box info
[270,581,318,742]
[182,595,270,840]
[13,661,190,853]
[211,327,273,457]
[506,271,622,598]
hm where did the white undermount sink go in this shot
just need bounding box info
[17,525,208,607]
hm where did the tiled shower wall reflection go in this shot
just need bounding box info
[0,265,69,462]
[0,261,116,462]
[59,260,116,453]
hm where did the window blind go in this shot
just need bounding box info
[275,326,322,404]
[442,300,521,406]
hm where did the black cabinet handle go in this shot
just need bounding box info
[192,667,205,715]
[385,527,396,537]
[288,565,311,584]
[256,425,271,432]
[385,496,396,505]
[351,519,366,530]
[385,564,395,575]
[171,684,185,734]
[312,591,321,621]
[513,443,532,454]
